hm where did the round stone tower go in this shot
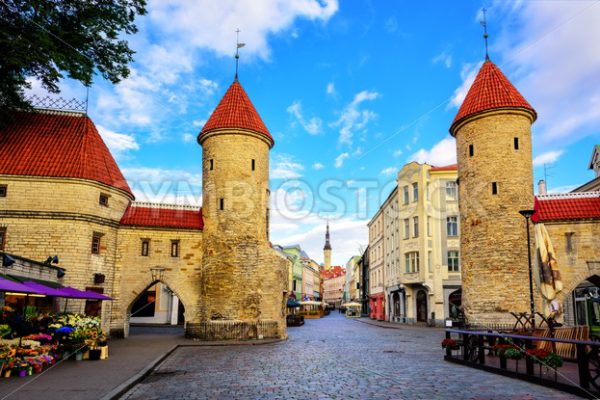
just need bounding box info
[449,60,537,325]
[194,78,287,340]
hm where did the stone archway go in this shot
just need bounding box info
[127,280,187,335]
[117,275,198,338]
[557,274,600,331]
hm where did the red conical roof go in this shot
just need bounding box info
[450,60,536,135]
[0,111,133,197]
[199,80,273,144]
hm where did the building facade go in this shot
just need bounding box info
[367,208,385,320]
[0,78,288,340]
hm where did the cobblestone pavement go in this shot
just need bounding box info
[122,314,579,400]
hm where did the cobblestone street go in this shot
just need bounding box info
[122,314,577,400]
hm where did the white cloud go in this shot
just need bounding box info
[149,0,338,60]
[334,152,350,168]
[433,51,453,68]
[287,101,323,135]
[123,167,202,206]
[449,62,482,109]
[380,167,397,176]
[546,184,581,194]
[271,154,304,179]
[332,90,380,146]
[271,213,367,266]
[393,149,403,157]
[182,133,195,143]
[96,125,139,156]
[409,137,457,166]
[326,82,336,96]
[312,162,324,170]
[495,1,600,145]
[533,150,563,166]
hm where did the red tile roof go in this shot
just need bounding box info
[321,266,345,279]
[120,203,204,230]
[532,193,600,223]
[0,111,132,196]
[450,60,536,135]
[430,164,458,172]
[200,80,273,144]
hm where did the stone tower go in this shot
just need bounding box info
[194,78,288,340]
[449,60,537,325]
[323,222,332,269]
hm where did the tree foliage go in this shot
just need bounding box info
[0,0,146,120]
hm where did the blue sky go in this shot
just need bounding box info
[33,0,600,266]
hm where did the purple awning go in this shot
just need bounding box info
[0,277,45,294]
[22,281,71,297]
[59,287,112,300]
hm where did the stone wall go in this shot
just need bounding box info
[198,130,287,340]
[0,176,132,331]
[110,226,203,337]
[455,110,535,324]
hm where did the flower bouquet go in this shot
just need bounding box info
[441,338,459,350]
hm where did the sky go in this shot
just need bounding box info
[31,0,600,267]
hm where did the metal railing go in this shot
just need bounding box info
[444,328,600,399]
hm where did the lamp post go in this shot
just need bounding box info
[519,209,536,329]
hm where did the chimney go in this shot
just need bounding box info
[538,179,547,196]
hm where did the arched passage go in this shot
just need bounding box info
[416,290,428,322]
[125,280,188,337]
[448,289,462,320]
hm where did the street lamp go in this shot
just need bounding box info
[150,267,165,282]
[519,209,536,329]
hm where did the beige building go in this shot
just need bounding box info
[322,266,345,307]
[0,78,288,340]
[345,255,361,302]
[367,208,385,320]
[376,163,459,325]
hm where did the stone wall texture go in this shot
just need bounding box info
[455,110,535,325]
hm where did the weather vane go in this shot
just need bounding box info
[235,28,246,80]
[480,8,490,60]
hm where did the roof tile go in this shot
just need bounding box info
[120,204,204,230]
[450,60,536,134]
[0,111,132,196]
[200,80,272,143]
[533,193,600,222]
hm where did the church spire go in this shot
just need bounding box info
[324,222,332,250]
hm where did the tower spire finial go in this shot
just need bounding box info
[480,8,490,61]
[235,29,245,81]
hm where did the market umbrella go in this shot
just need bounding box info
[59,287,112,300]
[287,299,301,308]
[0,277,45,294]
[21,281,70,297]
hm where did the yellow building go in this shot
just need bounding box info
[0,78,288,340]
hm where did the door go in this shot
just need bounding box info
[416,290,427,322]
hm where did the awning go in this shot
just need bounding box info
[21,281,72,297]
[287,299,301,308]
[59,287,112,300]
[0,277,45,294]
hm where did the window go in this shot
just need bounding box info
[171,240,180,257]
[566,232,574,254]
[413,216,419,238]
[403,219,410,239]
[0,227,5,250]
[0,185,6,198]
[405,252,420,273]
[252,159,256,171]
[447,216,458,237]
[448,251,460,272]
[492,182,498,195]
[403,186,409,205]
[469,144,474,157]
[99,193,109,207]
[514,137,519,150]
[427,216,432,237]
[293,280,297,291]
[91,233,102,254]
[412,183,418,202]
[141,239,150,257]
[219,198,224,210]
[446,181,457,200]
[210,159,214,170]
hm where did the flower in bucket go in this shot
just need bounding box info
[503,348,523,360]
[441,338,459,349]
